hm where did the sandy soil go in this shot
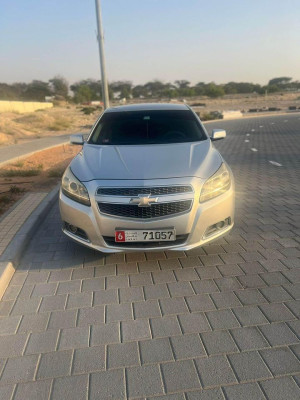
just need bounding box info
[0,144,80,217]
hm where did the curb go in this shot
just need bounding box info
[0,185,60,300]
[0,141,69,168]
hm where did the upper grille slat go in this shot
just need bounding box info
[97,186,192,196]
[98,200,192,219]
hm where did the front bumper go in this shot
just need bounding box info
[59,177,235,253]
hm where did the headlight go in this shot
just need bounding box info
[200,163,231,203]
[61,167,90,206]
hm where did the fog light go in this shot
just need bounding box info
[216,221,225,229]
[204,217,231,238]
[69,225,78,234]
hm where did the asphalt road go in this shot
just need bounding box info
[0,114,299,399]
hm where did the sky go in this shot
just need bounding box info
[0,0,299,86]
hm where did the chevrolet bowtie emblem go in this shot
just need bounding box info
[129,194,158,207]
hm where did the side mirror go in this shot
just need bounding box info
[70,134,84,145]
[211,129,226,141]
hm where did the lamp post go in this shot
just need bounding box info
[95,0,109,109]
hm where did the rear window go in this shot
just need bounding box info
[88,110,207,145]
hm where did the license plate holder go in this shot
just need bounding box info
[115,229,176,242]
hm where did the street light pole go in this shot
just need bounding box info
[95,0,109,109]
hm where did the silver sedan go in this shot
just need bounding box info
[59,103,235,252]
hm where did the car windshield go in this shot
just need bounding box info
[88,110,207,145]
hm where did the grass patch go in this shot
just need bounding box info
[48,116,71,131]
[0,169,42,177]
[48,168,65,178]
[10,185,24,194]
[0,195,11,204]
[12,161,24,168]
[80,107,95,115]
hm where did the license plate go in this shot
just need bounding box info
[115,229,176,242]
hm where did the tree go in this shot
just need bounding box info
[23,80,51,101]
[268,77,292,86]
[204,83,225,98]
[110,81,132,99]
[49,75,69,98]
[174,80,190,89]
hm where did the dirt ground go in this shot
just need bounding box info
[0,144,80,217]
[0,92,299,147]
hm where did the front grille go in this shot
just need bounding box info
[97,186,193,196]
[103,234,189,248]
[98,200,192,219]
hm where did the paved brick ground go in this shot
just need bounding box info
[0,113,299,399]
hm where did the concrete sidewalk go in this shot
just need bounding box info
[0,135,70,167]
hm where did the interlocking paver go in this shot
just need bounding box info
[259,322,299,346]
[223,382,265,400]
[161,360,201,392]
[121,318,151,341]
[201,330,238,355]
[259,347,300,376]
[195,355,237,388]
[168,281,194,297]
[106,302,132,323]
[159,297,188,315]
[230,326,269,351]
[119,286,144,303]
[14,380,52,400]
[260,377,300,400]
[139,337,173,364]
[77,306,104,326]
[0,333,27,357]
[206,309,240,330]
[186,389,225,399]
[0,315,21,335]
[72,345,105,373]
[66,292,92,309]
[171,333,206,359]
[36,350,72,379]
[51,375,89,400]
[228,351,272,381]
[25,329,59,354]
[144,283,170,300]
[90,369,125,400]
[232,305,268,326]
[90,322,120,345]
[133,299,161,319]
[178,312,211,334]
[126,364,164,398]
[150,315,181,338]
[58,326,89,350]
[107,341,139,368]
[259,303,296,323]
[1,354,39,384]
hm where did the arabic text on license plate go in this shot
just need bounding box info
[115,230,176,242]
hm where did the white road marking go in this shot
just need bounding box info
[259,125,263,128]
[271,122,275,125]
[269,161,282,167]
[246,133,250,136]
[251,148,258,152]
[245,140,249,143]
[251,129,255,132]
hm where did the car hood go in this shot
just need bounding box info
[71,140,222,181]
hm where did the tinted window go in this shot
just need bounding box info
[89,110,206,145]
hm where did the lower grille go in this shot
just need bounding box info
[98,200,192,219]
[103,234,189,248]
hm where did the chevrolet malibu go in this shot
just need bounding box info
[59,103,234,252]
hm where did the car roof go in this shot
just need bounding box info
[105,103,190,113]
